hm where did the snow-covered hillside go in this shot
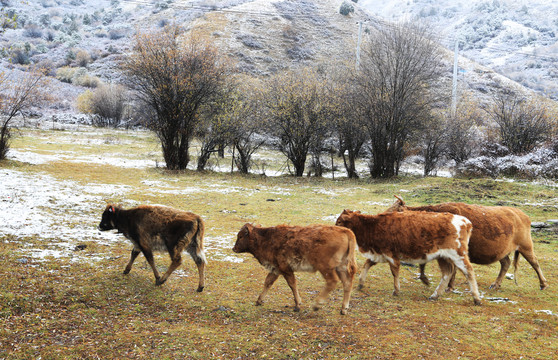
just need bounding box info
[0,0,556,121]
[360,0,558,99]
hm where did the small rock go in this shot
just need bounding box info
[74,244,87,251]
[16,258,28,264]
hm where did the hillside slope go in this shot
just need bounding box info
[0,0,551,119]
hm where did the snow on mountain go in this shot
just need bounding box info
[359,0,558,99]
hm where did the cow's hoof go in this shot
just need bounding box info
[340,308,348,315]
[540,283,549,290]
[357,284,365,291]
[428,295,438,301]
[312,305,321,311]
[155,278,165,286]
[123,269,131,275]
[474,299,482,306]
[196,286,204,292]
[293,306,300,312]
[255,301,263,306]
[392,291,400,296]
[488,283,500,290]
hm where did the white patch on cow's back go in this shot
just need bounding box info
[451,215,470,248]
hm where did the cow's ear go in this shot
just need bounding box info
[109,205,115,213]
[243,223,252,236]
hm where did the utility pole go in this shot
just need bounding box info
[356,21,363,69]
[451,39,459,117]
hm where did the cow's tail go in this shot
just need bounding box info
[347,231,358,278]
[187,217,207,265]
[512,250,520,285]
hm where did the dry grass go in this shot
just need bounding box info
[1,125,557,359]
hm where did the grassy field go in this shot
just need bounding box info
[1,125,557,359]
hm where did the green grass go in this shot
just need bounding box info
[1,126,557,359]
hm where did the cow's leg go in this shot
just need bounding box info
[453,256,481,305]
[313,270,340,312]
[419,263,430,286]
[430,258,453,300]
[124,247,141,274]
[446,263,457,292]
[283,272,302,312]
[519,249,548,290]
[256,272,279,306]
[186,246,206,292]
[141,247,161,285]
[336,268,353,315]
[157,248,182,286]
[489,255,511,290]
[358,259,376,290]
[194,261,205,292]
[388,259,401,296]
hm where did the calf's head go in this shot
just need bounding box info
[335,209,358,227]
[233,223,254,253]
[98,204,118,231]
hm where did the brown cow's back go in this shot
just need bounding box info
[386,197,548,290]
[406,203,531,265]
[347,211,464,262]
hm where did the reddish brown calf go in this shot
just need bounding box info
[233,223,357,314]
[336,209,481,305]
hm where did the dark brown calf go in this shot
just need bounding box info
[385,196,548,291]
[99,204,206,292]
[233,223,357,314]
[336,209,481,305]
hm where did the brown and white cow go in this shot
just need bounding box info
[98,204,206,292]
[385,196,548,291]
[335,209,481,305]
[232,223,357,315]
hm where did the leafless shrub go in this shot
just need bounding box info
[0,70,50,159]
[89,84,127,127]
[485,91,551,154]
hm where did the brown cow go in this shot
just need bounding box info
[232,223,357,314]
[385,196,548,291]
[98,204,206,292]
[336,209,481,305]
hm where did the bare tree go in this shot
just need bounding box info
[355,22,445,178]
[486,90,551,154]
[262,68,332,177]
[420,114,447,176]
[195,83,238,171]
[0,69,49,160]
[121,26,231,170]
[230,82,265,174]
[445,93,484,165]
[332,67,368,179]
